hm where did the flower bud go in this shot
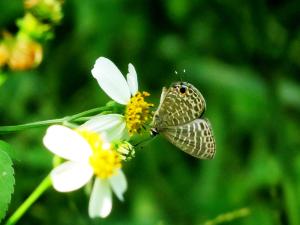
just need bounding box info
[0,43,9,68]
[8,37,42,71]
[17,13,52,41]
[24,0,63,23]
[116,141,135,161]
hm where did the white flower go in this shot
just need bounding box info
[92,57,138,105]
[43,125,127,218]
[89,57,153,136]
[81,113,128,142]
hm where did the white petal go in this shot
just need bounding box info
[43,125,92,162]
[109,169,127,201]
[89,178,112,218]
[81,114,128,142]
[81,114,124,133]
[50,161,93,192]
[102,120,129,142]
[92,57,130,104]
[126,63,138,95]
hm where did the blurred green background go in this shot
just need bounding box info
[1,0,300,224]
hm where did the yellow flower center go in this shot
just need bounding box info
[77,130,121,179]
[125,91,154,136]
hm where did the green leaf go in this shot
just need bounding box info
[0,147,15,223]
[0,141,17,161]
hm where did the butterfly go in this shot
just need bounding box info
[151,82,216,159]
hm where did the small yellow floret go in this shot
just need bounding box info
[77,129,121,179]
[125,91,154,135]
[89,149,121,179]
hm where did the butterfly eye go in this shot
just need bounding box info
[179,85,187,94]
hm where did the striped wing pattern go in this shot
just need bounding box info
[162,119,215,159]
[154,82,206,129]
[152,81,216,159]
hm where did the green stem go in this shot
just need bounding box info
[0,106,111,134]
[202,207,250,225]
[0,118,65,134]
[133,132,157,149]
[5,175,52,225]
[67,106,111,120]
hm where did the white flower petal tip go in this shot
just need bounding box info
[50,161,93,192]
[89,179,112,218]
[109,170,127,201]
[43,125,92,162]
[127,63,138,96]
[91,57,131,105]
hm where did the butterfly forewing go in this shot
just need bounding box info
[162,119,215,159]
[154,82,206,129]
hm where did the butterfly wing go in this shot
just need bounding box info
[161,118,216,159]
[153,82,206,129]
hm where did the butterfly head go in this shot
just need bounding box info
[150,127,159,136]
[170,82,194,96]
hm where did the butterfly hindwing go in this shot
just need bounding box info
[161,118,216,159]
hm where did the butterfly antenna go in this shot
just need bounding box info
[180,69,186,82]
[175,69,186,82]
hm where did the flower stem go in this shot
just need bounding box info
[5,175,52,225]
[67,106,112,120]
[0,118,65,134]
[133,132,157,149]
[202,207,250,225]
[0,106,111,134]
